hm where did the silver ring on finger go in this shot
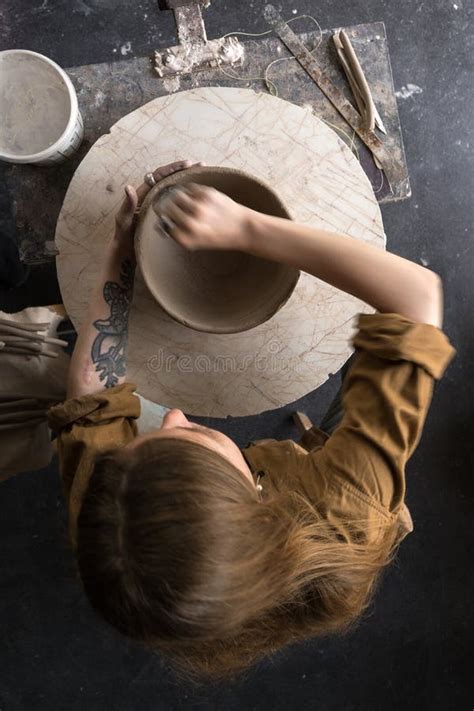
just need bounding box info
[158,215,176,237]
[145,172,157,187]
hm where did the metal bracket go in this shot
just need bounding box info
[154,0,244,77]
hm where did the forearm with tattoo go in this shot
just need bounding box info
[67,244,136,398]
[67,161,197,399]
[91,257,135,388]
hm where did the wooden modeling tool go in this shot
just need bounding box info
[333,29,387,135]
[0,320,68,359]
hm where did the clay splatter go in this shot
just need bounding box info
[395,84,423,100]
[120,42,132,56]
[94,90,106,107]
[73,0,93,16]
[163,75,181,94]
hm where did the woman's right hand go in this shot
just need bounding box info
[159,183,256,252]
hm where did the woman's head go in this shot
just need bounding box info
[127,408,255,486]
[77,421,399,686]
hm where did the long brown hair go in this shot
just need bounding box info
[77,437,399,686]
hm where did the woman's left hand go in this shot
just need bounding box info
[113,159,205,250]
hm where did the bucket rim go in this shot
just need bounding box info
[0,49,79,163]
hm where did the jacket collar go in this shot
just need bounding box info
[242,439,277,477]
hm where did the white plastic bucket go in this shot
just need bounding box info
[0,49,84,166]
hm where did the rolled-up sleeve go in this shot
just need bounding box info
[48,383,140,544]
[313,313,455,516]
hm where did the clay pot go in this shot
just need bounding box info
[135,166,299,334]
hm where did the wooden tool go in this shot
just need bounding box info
[0,344,59,358]
[0,317,51,331]
[333,29,387,135]
[0,319,67,359]
[0,323,68,346]
[293,411,313,434]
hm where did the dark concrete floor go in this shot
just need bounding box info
[1,1,473,710]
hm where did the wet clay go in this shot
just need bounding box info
[0,53,71,156]
[135,166,300,334]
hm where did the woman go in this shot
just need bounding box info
[49,160,455,684]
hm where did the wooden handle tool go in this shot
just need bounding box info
[0,324,68,347]
[0,344,59,358]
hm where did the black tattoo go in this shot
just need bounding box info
[91,258,135,388]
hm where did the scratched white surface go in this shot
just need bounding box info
[55,87,384,417]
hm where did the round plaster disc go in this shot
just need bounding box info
[55,87,384,417]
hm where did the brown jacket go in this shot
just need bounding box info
[48,313,455,549]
